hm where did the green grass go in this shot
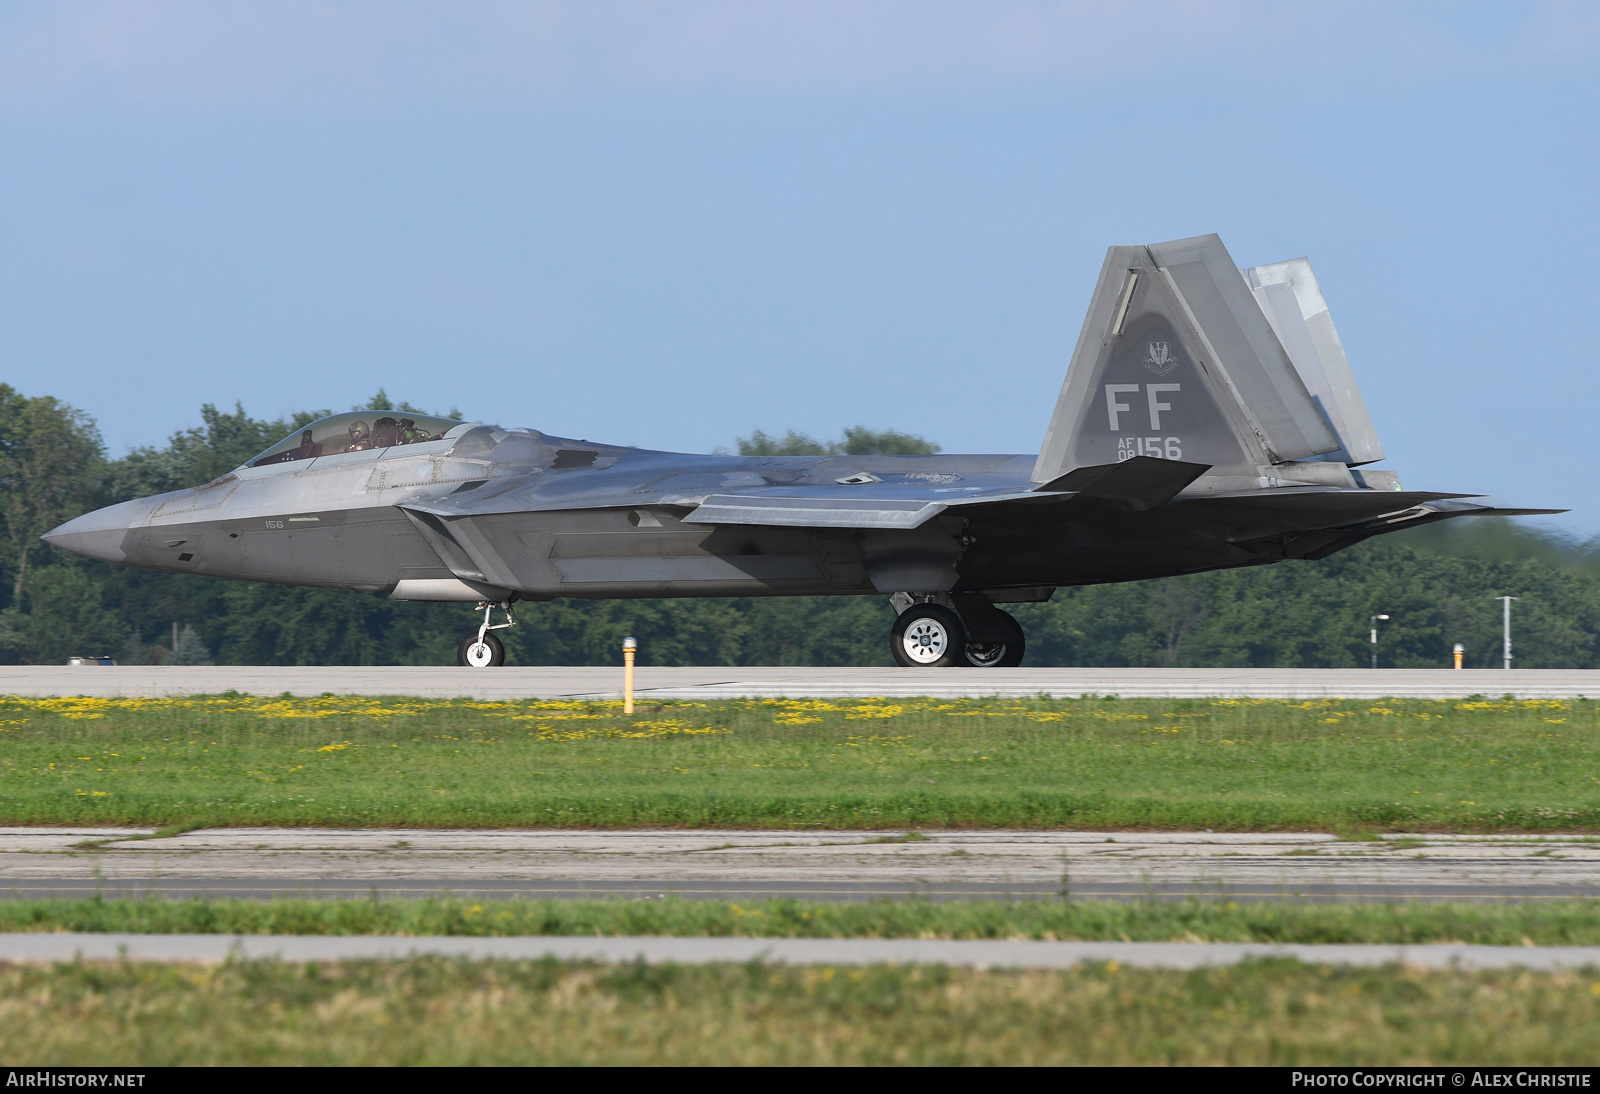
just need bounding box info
[7,896,1600,945]
[1,692,1596,830]
[4,957,1599,1065]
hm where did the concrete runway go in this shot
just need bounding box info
[4,932,1598,969]
[6,664,1600,699]
[8,828,1600,904]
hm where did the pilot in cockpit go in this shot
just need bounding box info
[249,411,458,468]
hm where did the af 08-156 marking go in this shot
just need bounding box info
[42,233,1561,669]
[1107,381,1182,461]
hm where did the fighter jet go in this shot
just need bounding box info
[44,234,1558,668]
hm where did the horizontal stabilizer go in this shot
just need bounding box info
[1193,488,1474,519]
[685,494,946,529]
[1459,508,1568,517]
[1036,456,1210,511]
[1356,498,1567,525]
[1257,498,1570,561]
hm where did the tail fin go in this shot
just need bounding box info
[1244,258,1383,466]
[1033,234,1353,489]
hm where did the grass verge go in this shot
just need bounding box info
[1,692,1597,830]
[5,896,1600,945]
[3,957,1598,1065]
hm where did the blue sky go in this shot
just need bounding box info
[1,2,1596,531]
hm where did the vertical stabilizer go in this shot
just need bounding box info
[1245,258,1384,466]
[1033,235,1341,487]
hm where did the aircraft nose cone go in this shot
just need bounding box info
[41,498,152,563]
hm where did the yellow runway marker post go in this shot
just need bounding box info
[623,636,637,715]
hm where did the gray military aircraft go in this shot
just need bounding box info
[44,234,1557,668]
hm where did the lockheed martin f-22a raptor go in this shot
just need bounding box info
[44,234,1560,667]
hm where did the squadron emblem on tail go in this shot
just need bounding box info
[1142,341,1178,376]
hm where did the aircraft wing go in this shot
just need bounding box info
[402,478,1032,530]
[395,456,1221,530]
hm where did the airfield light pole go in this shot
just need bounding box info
[1369,614,1389,669]
[623,637,637,715]
[1495,596,1517,670]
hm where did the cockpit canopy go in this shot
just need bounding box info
[249,411,465,467]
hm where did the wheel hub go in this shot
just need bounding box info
[965,642,1008,668]
[901,619,950,664]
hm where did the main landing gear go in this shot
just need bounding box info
[888,593,1026,668]
[458,599,516,668]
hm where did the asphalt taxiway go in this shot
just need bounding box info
[5,828,1598,904]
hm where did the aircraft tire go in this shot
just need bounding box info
[889,604,966,668]
[457,631,506,668]
[964,634,1025,668]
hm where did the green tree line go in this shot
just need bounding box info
[0,384,1589,669]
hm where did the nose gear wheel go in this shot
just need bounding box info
[457,631,505,667]
[457,599,515,667]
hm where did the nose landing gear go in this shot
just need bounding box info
[457,599,515,668]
